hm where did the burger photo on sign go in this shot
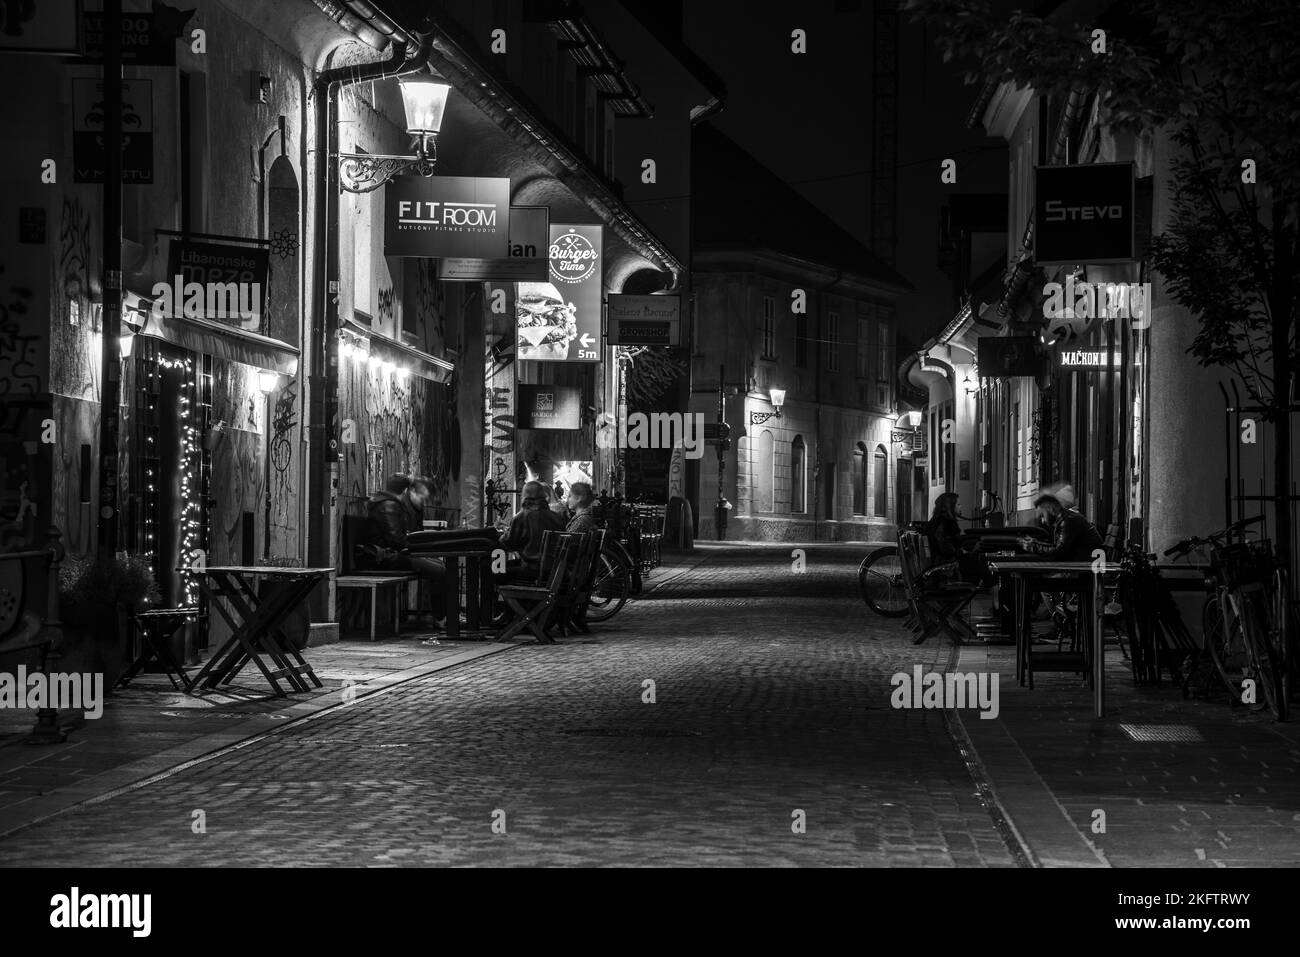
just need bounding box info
[516,282,579,360]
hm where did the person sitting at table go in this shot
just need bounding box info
[565,482,598,535]
[496,480,567,584]
[359,473,447,626]
[1021,489,1104,562]
[925,492,987,584]
[1016,488,1104,643]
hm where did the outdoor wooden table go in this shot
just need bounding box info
[412,548,498,639]
[187,566,333,696]
[987,559,1104,718]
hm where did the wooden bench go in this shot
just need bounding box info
[336,515,418,640]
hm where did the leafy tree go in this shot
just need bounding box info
[907,0,1300,571]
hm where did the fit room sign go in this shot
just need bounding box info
[1034,162,1135,265]
[384,175,511,259]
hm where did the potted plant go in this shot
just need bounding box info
[58,553,161,685]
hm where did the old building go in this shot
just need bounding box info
[688,125,912,542]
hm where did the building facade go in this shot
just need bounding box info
[688,126,912,542]
[0,0,707,649]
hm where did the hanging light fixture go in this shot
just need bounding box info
[337,73,453,192]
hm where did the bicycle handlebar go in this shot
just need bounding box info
[1163,515,1266,558]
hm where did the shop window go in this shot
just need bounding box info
[827,312,841,371]
[762,296,776,359]
[874,445,888,517]
[791,436,806,513]
[852,442,867,515]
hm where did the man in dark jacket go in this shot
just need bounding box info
[361,474,446,622]
[1024,491,1104,562]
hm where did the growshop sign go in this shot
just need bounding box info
[1034,162,1135,265]
[384,175,511,259]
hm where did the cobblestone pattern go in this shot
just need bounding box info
[0,546,1014,867]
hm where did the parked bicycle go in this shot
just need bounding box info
[1163,515,1289,720]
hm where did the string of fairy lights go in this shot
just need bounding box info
[156,353,203,605]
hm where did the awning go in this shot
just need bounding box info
[138,309,299,375]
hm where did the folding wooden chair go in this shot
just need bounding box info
[556,530,604,635]
[495,532,578,644]
[898,531,979,645]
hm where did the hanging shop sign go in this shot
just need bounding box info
[437,206,548,282]
[516,384,582,430]
[72,77,153,184]
[384,175,511,259]
[1034,162,1136,265]
[515,224,603,363]
[1059,349,1122,369]
[606,295,681,346]
[163,239,269,328]
[976,336,1040,378]
[0,0,79,54]
[81,8,193,65]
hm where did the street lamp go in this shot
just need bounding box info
[337,73,453,192]
[257,369,280,394]
[750,387,786,425]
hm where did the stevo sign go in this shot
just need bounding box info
[1034,162,1135,265]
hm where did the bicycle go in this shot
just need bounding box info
[1165,515,1288,720]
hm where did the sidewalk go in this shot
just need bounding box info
[0,553,699,841]
[953,632,1300,867]
[0,634,519,837]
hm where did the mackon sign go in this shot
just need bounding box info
[1034,162,1135,265]
[384,175,510,259]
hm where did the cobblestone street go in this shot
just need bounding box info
[0,545,1016,867]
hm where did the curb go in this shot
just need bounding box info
[947,641,1110,868]
[0,640,523,840]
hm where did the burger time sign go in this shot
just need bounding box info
[515,224,603,363]
[384,175,510,259]
[549,228,599,284]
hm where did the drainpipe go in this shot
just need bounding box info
[814,269,843,540]
[305,35,428,586]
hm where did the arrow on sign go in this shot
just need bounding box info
[580,333,595,347]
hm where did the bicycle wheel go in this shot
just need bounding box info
[859,546,909,618]
[1202,596,1241,704]
[1238,584,1287,720]
[1273,568,1291,707]
[585,551,631,622]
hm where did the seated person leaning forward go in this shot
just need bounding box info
[357,473,447,625]
[1015,488,1105,641]
[495,480,568,584]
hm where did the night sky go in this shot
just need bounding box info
[682,1,1008,346]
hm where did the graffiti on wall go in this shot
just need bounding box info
[413,259,446,349]
[340,363,448,506]
[0,265,39,397]
[376,285,395,330]
[270,377,297,522]
[49,196,97,401]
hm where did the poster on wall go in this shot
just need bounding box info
[72,77,153,183]
[367,445,385,496]
[516,384,581,430]
[515,224,602,363]
[384,175,511,259]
